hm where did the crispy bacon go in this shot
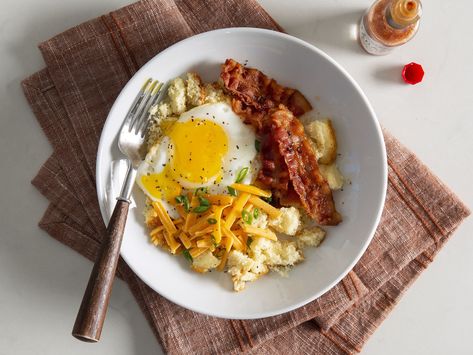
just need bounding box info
[271,107,341,225]
[257,123,290,194]
[221,59,341,225]
[221,59,312,130]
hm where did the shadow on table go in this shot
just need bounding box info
[372,64,405,84]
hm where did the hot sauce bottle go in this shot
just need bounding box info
[359,0,422,55]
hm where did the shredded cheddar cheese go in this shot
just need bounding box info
[212,204,228,244]
[217,250,229,271]
[152,201,177,235]
[230,183,271,198]
[204,194,235,206]
[242,225,277,241]
[196,237,214,248]
[222,225,244,251]
[194,226,215,237]
[188,213,213,234]
[248,196,282,219]
[223,236,233,252]
[145,182,312,291]
[163,230,180,254]
[224,192,250,229]
[183,196,198,232]
[150,225,164,237]
[178,232,192,249]
[190,247,208,259]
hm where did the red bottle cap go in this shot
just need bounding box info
[402,62,424,85]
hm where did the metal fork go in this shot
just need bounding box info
[72,79,163,343]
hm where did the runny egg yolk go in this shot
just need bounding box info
[168,119,228,183]
[140,118,228,202]
[140,169,182,202]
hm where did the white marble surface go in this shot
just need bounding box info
[0,0,471,354]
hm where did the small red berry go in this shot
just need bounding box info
[402,62,424,85]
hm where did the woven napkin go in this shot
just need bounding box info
[22,0,469,353]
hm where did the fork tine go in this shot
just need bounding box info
[122,78,152,131]
[129,80,158,132]
[136,82,164,136]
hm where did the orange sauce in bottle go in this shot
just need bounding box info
[359,0,422,55]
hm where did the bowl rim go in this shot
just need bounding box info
[96,27,388,319]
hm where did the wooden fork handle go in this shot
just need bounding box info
[72,199,130,342]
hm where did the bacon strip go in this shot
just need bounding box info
[221,59,341,225]
[270,107,341,225]
[221,59,312,130]
[257,123,290,194]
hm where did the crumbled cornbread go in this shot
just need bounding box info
[192,250,220,273]
[296,226,326,248]
[167,77,187,114]
[268,207,301,236]
[319,163,344,190]
[185,72,204,106]
[227,237,304,291]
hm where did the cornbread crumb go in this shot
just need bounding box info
[147,116,179,149]
[251,211,268,229]
[296,226,326,248]
[147,102,172,148]
[227,236,304,291]
[319,163,344,190]
[227,251,264,292]
[306,119,337,164]
[168,77,187,114]
[268,207,301,236]
[149,101,172,118]
[192,251,220,272]
[250,237,303,266]
[186,72,204,106]
[203,83,228,104]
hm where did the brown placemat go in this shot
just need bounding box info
[22,0,469,354]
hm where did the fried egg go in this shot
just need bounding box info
[136,102,257,206]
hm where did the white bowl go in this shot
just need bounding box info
[96,28,387,319]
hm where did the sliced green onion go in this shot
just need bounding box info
[193,205,210,214]
[207,218,217,225]
[194,187,208,196]
[246,236,253,247]
[235,167,249,183]
[253,208,260,219]
[183,198,190,212]
[182,249,193,262]
[255,139,261,152]
[241,209,253,224]
[198,196,210,206]
[227,186,237,196]
[210,234,218,248]
[175,195,190,212]
[262,195,272,204]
